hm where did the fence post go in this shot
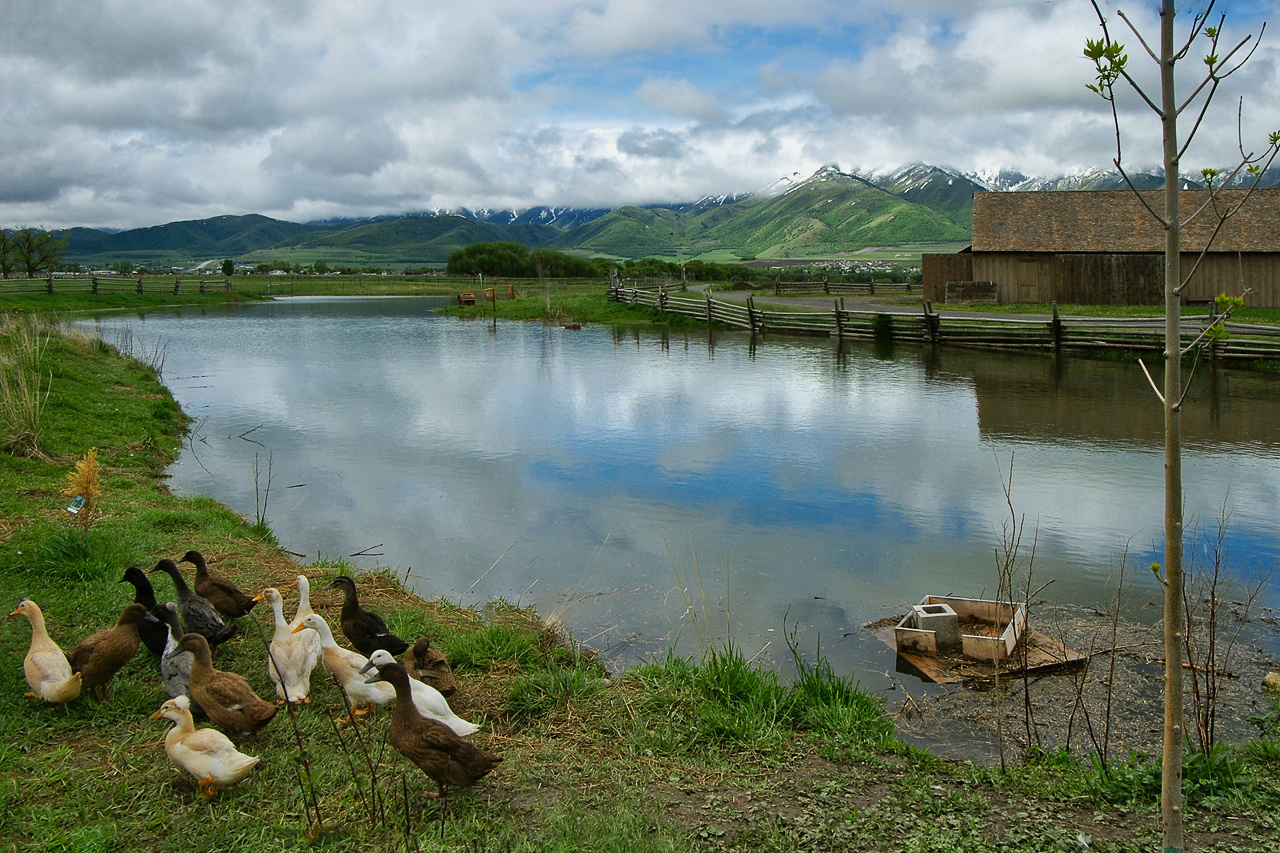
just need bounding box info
[833,298,844,339]
[225,278,232,293]
[92,276,99,294]
[658,285,667,312]
[923,301,941,343]
[869,281,876,296]
[747,296,759,333]
[46,276,54,294]
[1050,302,1062,351]
[705,292,713,325]
[136,278,143,294]
[174,279,181,295]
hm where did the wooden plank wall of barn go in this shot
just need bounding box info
[922,253,973,303]
[971,252,1280,306]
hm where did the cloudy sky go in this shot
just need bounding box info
[3,0,1278,230]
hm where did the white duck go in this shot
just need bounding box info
[150,695,259,797]
[291,613,394,720]
[254,588,319,704]
[360,649,479,736]
[288,575,317,629]
[10,598,81,704]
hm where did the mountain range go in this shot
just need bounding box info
[58,164,1280,268]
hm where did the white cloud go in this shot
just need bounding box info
[2,0,1277,228]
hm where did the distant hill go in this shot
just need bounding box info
[61,214,341,262]
[55,163,1280,268]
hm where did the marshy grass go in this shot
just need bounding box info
[0,315,53,458]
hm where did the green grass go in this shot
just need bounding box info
[2,319,1280,851]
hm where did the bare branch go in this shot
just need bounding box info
[1116,9,1160,63]
[1137,358,1166,404]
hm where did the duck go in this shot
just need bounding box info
[119,566,171,657]
[69,603,149,702]
[360,649,478,736]
[403,636,457,697]
[289,575,317,630]
[150,695,259,797]
[178,633,277,736]
[253,588,318,705]
[152,603,195,702]
[323,575,409,657]
[181,550,257,620]
[291,613,394,721]
[362,660,501,799]
[149,559,238,647]
[10,599,82,704]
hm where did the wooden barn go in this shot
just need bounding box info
[924,188,1280,307]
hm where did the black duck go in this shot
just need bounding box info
[324,575,409,657]
[120,566,171,657]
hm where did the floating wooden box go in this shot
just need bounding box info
[894,595,1027,663]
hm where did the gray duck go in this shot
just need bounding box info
[178,633,277,736]
[324,575,409,657]
[69,603,149,702]
[363,661,500,799]
[402,636,457,697]
[149,559,238,646]
[181,550,257,620]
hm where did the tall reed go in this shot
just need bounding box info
[0,315,53,457]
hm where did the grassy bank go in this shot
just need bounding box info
[2,316,1280,850]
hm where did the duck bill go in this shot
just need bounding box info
[251,594,264,603]
[358,659,377,674]
[289,623,308,634]
[148,707,167,720]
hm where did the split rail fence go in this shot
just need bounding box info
[608,284,1280,362]
[0,275,233,295]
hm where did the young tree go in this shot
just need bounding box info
[221,258,235,276]
[1085,3,1279,849]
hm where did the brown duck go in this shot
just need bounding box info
[181,550,257,620]
[69,603,149,702]
[402,637,457,697]
[363,661,500,799]
[178,633,277,736]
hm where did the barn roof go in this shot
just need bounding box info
[972,188,1280,253]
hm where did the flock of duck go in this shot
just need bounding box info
[11,550,502,800]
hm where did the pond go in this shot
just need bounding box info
[79,297,1280,702]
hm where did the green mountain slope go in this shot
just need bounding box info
[62,214,337,259]
[284,215,559,261]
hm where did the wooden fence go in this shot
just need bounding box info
[608,285,1280,362]
[0,275,233,295]
[774,281,918,296]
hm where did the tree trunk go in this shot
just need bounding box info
[1159,1,1185,850]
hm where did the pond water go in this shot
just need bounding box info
[79,297,1280,698]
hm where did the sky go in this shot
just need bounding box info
[2,0,1278,230]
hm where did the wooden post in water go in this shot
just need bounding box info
[1051,302,1062,351]
[923,301,940,344]
[833,298,844,339]
[746,296,758,333]
[705,291,713,325]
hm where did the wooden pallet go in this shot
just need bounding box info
[874,626,1086,685]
